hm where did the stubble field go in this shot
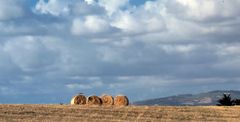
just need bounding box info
[0,104,240,121]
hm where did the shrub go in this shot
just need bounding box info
[233,99,240,105]
[217,93,234,106]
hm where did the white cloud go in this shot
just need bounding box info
[111,10,165,35]
[216,43,240,56]
[35,0,70,16]
[84,16,110,33]
[71,15,112,35]
[160,44,196,54]
[98,0,129,15]
[171,0,240,21]
[111,12,142,33]
[72,0,105,15]
[0,1,23,20]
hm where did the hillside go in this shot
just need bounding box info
[0,105,240,121]
[133,90,240,106]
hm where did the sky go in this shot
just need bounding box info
[0,0,240,104]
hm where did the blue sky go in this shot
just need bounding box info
[0,0,240,104]
[130,0,154,5]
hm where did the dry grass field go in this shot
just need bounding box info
[0,104,240,121]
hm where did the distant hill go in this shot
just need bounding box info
[133,90,240,106]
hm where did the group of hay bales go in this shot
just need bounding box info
[70,94,129,106]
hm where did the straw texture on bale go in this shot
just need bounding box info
[70,95,87,105]
[114,95,129,106]
[101,95,114,106]
[87,95,102,105]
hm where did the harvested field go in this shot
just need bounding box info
[0,104,240,121]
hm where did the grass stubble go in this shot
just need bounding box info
[0,104,240,122]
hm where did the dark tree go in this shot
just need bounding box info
[217,93,234,106]
[233,99,240,105]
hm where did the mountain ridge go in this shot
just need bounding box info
[133,90,240,106]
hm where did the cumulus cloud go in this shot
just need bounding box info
[1,0,240,103]
[72,0,105,15]
[34,0,70,16]
[71,15,116,35]
[98,0,129,15]
[171,0,240,22]
[0,1,24,20]
[111,9,166,35]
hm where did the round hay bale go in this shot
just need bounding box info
[87,95,102,106]
[114,95,129,106]
[101,95,114,106]
[70,94,87,105]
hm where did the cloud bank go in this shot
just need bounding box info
[0,0,240,103]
